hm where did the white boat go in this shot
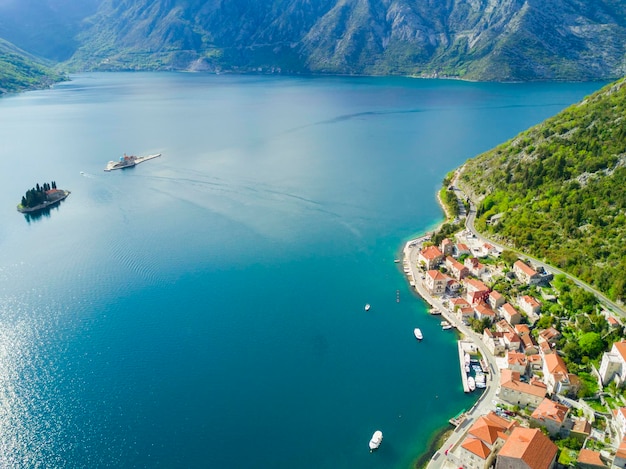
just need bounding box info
[464,353,471,365]
[414,328,423,340]
[365,304,371,311]
[475,373,486,388]
[369,430,383,452]
[464,364,470,373]
[442,324,454,330]
[468,376,476,392]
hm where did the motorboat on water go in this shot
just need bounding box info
[475,372,486,388]
[369,430,383,452]
[468,376,476,392]
[465,364,471,373]
[414,328,423,340]
[464,353,471,365]
[365,304,371,311]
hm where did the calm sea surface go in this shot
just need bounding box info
[0,73,604,468]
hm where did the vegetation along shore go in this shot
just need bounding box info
[407,78,626,469]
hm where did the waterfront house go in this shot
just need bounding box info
[503,331,522,352]
[441,238,454,256]
[500,303,522,325]
[507,351,528,376]
[480,242,498,257]
[527,354,543,372]
[538,341,553,356]
[520,334,539,356]
[537,327,561,346]
[425,270,450,296]
[484,329,506,356]
[465,257,487,277]
[495,320,521,351]
[446,256,469,280]
[500,369,547,408]
[495,427,557,469]
[489,290,505,310]
[577,449,607,469]
[447,278,462,293]
[418,245,444,270]
[599,341,626,387]
[570,418,591,443]
[456,243,471,257]
[458,412,516,469]
[451,298,475,323]
[530,398,570,437]
[543,353,580,396]
[514,324,531,337]
[465,278,491,305]
[475,301,496,323]
[513,260,542,286]
[518,296,542,323]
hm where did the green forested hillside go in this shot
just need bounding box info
[0,40,64,94]
[459,78,626,302]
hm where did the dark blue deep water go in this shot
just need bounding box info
[0,73,604,468]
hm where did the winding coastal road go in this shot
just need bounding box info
[411,166,624,469]
[455,167,626,319]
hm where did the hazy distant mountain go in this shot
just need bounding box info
[65,0,626,81]
[0,0,100,61]
[1,0,626,82]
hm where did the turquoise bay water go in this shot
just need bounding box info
[0,74,604,467]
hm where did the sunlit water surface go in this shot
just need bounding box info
[0,73,604,468]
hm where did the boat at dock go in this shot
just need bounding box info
[467,376,476,392]
[369,430,383,452]
[105,153,161,171]
[441,321,454,330]
[414,328,423,340]
[429,308,441,315]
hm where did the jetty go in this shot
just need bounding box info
[104,153,161,171]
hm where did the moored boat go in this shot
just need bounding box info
[369,430,383,452]
[468,376,476,392]
[414,328,423,340]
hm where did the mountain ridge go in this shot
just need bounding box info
[60,0,626,81]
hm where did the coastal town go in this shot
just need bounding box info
[404,171,626,469]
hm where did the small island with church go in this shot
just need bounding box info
[17,181,70,213]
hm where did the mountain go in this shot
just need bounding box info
[458,78,626,302]
[0,39,65,95]
[0,0,100,61]
[62,0,626,81]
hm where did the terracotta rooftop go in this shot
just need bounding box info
[571,418,591,435]
[427,270,449,281]
[500,369,547,398]
[520,295,541,308]
[462,437,491,459]
[531,398,569,424]
[614,341,626,362]
[497,427,557,469]
[577,449,605,467]
[544,353,568,375]
[514,260,538,277]
[420,245,443,260]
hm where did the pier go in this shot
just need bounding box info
[458,341,470,393]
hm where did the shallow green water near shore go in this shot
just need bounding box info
[0,73,604,468]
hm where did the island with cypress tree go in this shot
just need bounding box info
[17,181,70,213]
